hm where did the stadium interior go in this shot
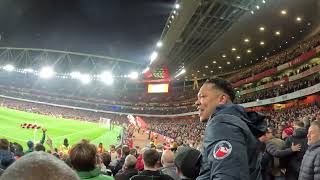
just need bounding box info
[0,0,320,179]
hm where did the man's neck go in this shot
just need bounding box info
[144,166,159,171]
[163,163,174,168]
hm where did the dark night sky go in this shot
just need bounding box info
[0,0,174,65]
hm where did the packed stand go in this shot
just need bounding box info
[229,33,320,83]
[235,74,320,103]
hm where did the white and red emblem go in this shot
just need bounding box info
[213,140,232,160]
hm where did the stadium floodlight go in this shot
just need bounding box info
[70,71,81,79]
[80,74,91,84]
[175,3,180,9]
[150,51,158,63]
[156,41,163,48]
[3,64,15,72]
[175,68,186,78]
[99,71,113,85]
[24,68,34,73]
[128,72,139,80]
[39,66,55,79]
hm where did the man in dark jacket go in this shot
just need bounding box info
[195,78,267,180]
[115,155,138,180]
[112,145,130,175]
[261,127,301,180]
[130,149,173,180]
[283,120,308,179]
[0,139,15,170]
[174,147,201,180]
[299,121,320,180]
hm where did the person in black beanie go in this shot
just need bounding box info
[174,147,201,180]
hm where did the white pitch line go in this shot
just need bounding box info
[52,127,105,140]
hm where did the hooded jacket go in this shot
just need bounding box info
[196,104,267,180]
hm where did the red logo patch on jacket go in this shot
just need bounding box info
[213,140,232,160]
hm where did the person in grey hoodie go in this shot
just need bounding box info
[299,121,320,180]
[195,78,267,180]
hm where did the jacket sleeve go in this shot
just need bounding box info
[266,142,293,158]
[39,132,46,145]
[284,137,292,149]
[314,153,320,180]
[200,117,250,180]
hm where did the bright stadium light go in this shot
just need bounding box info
[24,68,34,73]
[70,71,81,79]
[156,41,163,48]
[99,71,113,85]
[3,64,15,72]
[175,3,180,9]
[150,51,158,63]
[39,66,54,79]
[129,72,139,80]
[80,74,91,84]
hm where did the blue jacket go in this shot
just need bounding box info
[197,104,266,180]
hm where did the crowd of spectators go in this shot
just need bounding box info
[1,99,320,179]
[235,74,320,103]
[240,61,320,91]
[229,33,320,83]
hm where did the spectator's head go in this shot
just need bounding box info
[98,143,103,148]
[129,148,138,157]
[122,145,130,157]
[0,139,9,150]
[293,120,305,130]
[0,151,80,180]
[195,77,235,122]
[13,143,24,157]
[174,147,201,179]
[69,140,97,171]
[64,138,69,147]
[259,127,274,142]
[35,143,46,152]
[307,121,320,145]
[142,149,160,169]
[124,154,137,170]
[109,145,115,151]
[156,144,163,152]
[161,150,174,167]
[100,152,111,167]
[27,140,34,149]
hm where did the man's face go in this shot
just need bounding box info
[195,83,223,122]
[307,125,320,145]
[265,128,273,140]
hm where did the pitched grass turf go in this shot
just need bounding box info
[0,107,120,150]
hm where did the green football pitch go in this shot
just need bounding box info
[0,107,121,150]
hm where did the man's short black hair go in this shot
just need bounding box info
[143,149,159,168]
[205,77,235,102]
[35,143,46,152]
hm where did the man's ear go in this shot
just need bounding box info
[218,94,228,104]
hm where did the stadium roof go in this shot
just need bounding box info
[152,0,320,81]
[0,0,175,71]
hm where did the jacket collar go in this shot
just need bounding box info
[309,141,320,151]
[77,167,100,179]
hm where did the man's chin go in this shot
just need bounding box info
[200,117,209,122]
